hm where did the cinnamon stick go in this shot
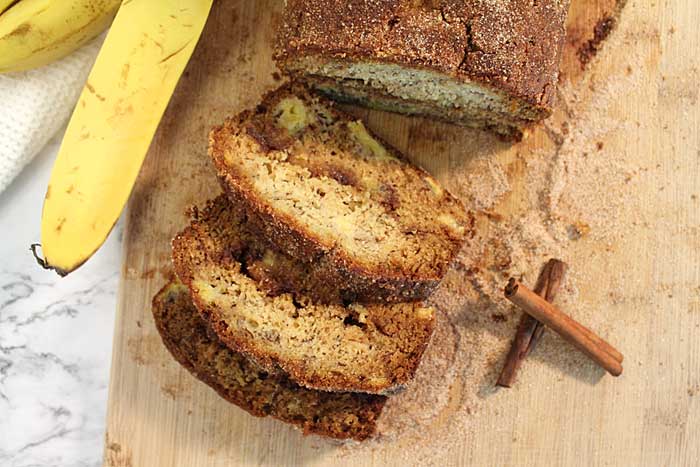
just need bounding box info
[496,259,567,388]
[525,260,568,355]
[504,279,623,377]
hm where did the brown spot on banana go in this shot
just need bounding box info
[120,63,130,83]
[3,23,30,39]
[159,40,192,64]
[85,82,106,101]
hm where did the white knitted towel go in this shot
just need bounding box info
[0,37,103,193]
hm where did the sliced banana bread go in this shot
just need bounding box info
[275,0,570,139]
[152,281,386,441]
[172,195,436,394]
[209,83,471,304]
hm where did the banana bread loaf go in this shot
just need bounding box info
[209,83,471,304]
[275,0,570,139]
[172,195,436,394]
[152,281,386,441]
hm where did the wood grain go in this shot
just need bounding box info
[104,0,700,465]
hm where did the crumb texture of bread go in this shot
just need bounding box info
[209,84,471,302]
[152,281,386,441]
[171,195,436,394]
[275,0,570,136]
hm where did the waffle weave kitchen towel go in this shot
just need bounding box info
[0,37,103,194]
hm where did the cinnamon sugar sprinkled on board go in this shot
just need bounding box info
[329,5,657,462]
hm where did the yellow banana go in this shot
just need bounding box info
[39,0,213,275]
[0,0,120,73]
[0,0,17,15]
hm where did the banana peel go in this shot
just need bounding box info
[38,0,213,275]
[0,0,120,73]
[0,0,17,15]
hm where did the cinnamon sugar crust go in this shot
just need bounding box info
[275,0,570,136]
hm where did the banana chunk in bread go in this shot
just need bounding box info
[209,84,471,304]
[275,0,570,139]
[153,281,386,441]
[172,195,436,394]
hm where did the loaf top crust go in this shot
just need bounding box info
[152,281,386,441]
[276,0,570,111]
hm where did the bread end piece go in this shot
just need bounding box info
[275,0,570,138]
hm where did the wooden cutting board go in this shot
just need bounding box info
[104,0,700,465]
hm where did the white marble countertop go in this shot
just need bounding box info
[0,131,122,467]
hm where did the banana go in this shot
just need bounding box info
[39,0,213,275]
[0,1,17,15]
[0,0,120,73]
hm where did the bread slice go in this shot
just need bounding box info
[152,281,386,441]
[209,83,471,304]
[172,195,436,394]
[275,0,570,139]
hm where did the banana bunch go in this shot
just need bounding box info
[0,0,120,73]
